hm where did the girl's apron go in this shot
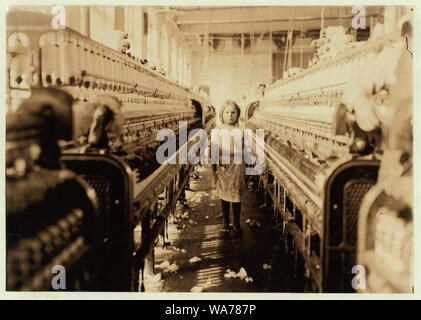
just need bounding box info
[216,162,246,203]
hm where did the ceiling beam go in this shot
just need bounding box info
[179,15,378,34]
[174,6,381,27]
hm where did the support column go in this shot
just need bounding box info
[80,6,90,37]
[178,46,183,84]
[132,7,144,59]
[384,6,397,35]
[170,37,178,81]
[147,9,160,67]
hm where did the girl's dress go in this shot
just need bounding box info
[214,125,246,203]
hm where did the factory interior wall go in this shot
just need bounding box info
[64,5,193,87]
[190,37,314,108]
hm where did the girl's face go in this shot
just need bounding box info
[222,105,238,125]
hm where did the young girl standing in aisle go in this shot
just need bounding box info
[212,100,246,233]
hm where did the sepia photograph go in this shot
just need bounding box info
[3,2,414,296]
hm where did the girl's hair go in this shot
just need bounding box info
[219,100,241,125]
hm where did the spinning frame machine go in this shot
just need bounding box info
[245,27,413,293]
[6,10,215,291]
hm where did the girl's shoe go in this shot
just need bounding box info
[233,225,243,233]
[221,225,231,232]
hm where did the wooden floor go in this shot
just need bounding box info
[142,165,301,293]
